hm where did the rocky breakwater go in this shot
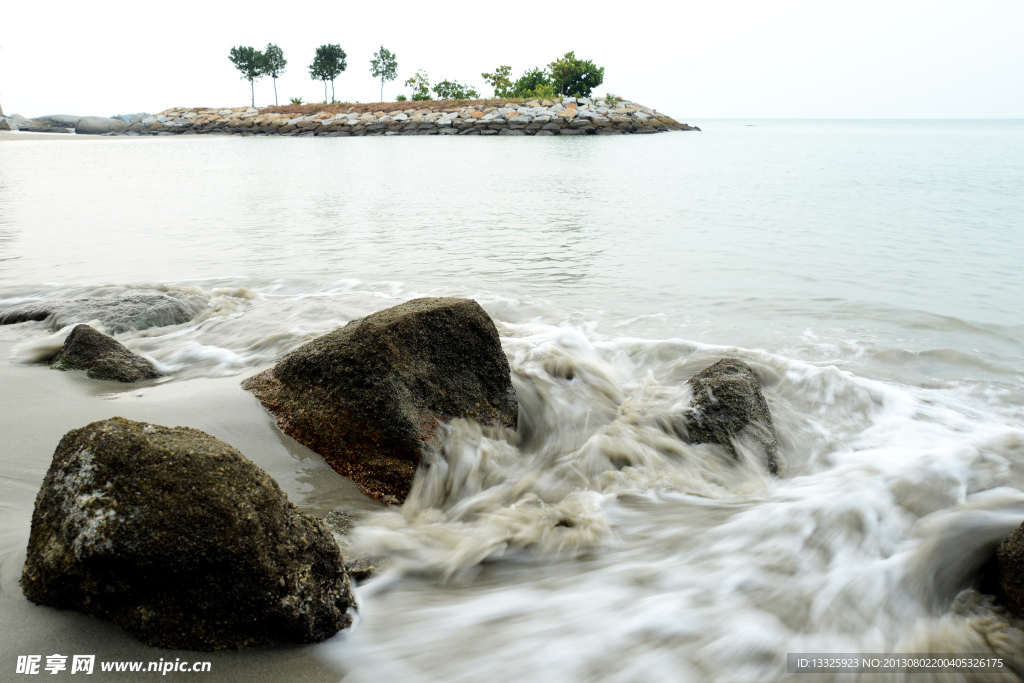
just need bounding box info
[125,96,699,137]
[243,297,518,505]
[21,417,355,650]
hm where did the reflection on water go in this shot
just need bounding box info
[0,122,1022,334]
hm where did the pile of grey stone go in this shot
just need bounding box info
[121,97,699,137]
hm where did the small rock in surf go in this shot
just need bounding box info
[683,358,779,474]
[243,297,518,505]
[20,417,354,651]
[50,324,161,382]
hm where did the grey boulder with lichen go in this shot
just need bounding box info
[20,417,355,651]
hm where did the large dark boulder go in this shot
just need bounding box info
[50,324,161,382]
[243,297,518,505]
[20,417,354,651]
[0,293,199,333]
[684,358,779,474]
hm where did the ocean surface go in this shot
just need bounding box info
[2,120,1024,681]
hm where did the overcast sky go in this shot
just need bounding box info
[2,0,1022,119]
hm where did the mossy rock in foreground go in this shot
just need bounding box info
[684,358,779,474]
[243,297,518,505]
[50,324,162,382]
[20,417,354,651]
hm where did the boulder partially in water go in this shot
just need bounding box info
[684,358,779,474]
[50,324,162,382]
[243,297,518,505]
[0,293,198,333]
[20,417,354,651]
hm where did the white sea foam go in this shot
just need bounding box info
[3,119,1024,683]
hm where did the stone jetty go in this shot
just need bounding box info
[126,97,699,137]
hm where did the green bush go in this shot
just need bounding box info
[512,67,551,97]
[520,82,555,100]
[289,96,304,105]
[432,80,480,100]
[411,92,432,101]
[395,94,408,101]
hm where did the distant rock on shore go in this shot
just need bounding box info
[76,116,129,135]
[121,96,699,137]
[0,292,201,333]
[0,112,148,135]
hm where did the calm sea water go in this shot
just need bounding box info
[2,121,1024,682]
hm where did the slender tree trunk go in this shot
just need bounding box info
[380,81,383,102]
[273,78,278,106]
[250,80,255,107]
[331,80,335,103]
[324,80,327,104]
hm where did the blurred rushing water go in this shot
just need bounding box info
[2,120,1024,682]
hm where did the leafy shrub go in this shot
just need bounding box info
[289,96,304,105]
[404,69,431,100]
[519,82,556,100]
[513,67,551,97]
[604,93,619,106]
[432,80,480,100]
[395,94,408,101]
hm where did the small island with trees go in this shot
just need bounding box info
[196,44,697,137]
[1,45,698,137]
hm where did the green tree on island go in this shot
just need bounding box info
[369,45,398,102]
[481,65,514,98]
[229,46,264,108]
[432,80,480,100]
[309,44,347,103]
[404,70,431,100]
[261,43,287,106]
[548,52,605,98]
